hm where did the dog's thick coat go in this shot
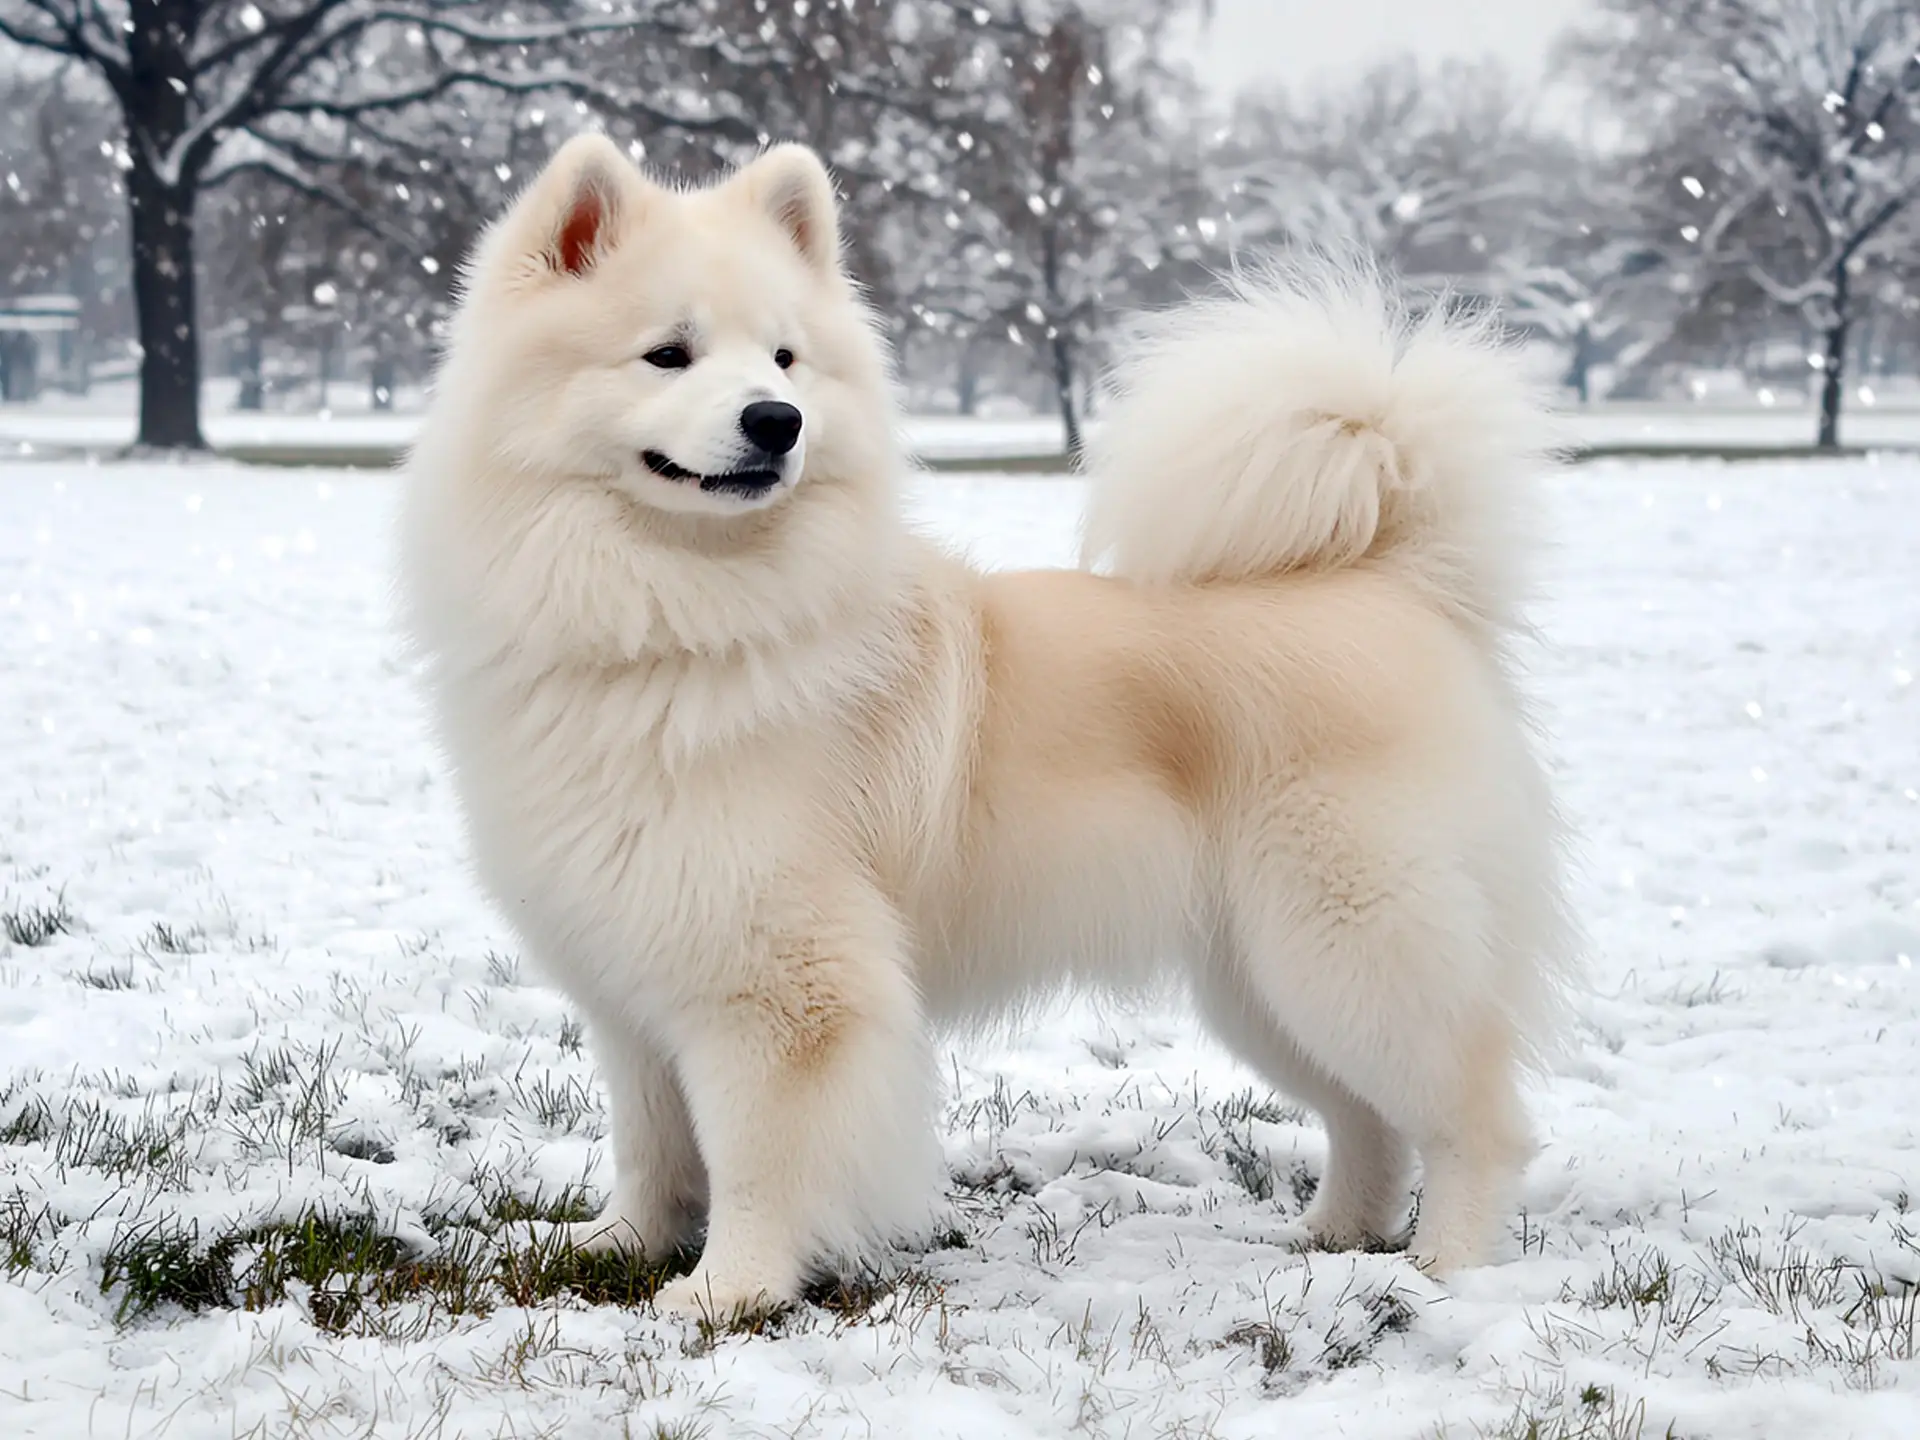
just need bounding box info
[401,135,1572,1314]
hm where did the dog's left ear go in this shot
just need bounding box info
[737,144,842,274]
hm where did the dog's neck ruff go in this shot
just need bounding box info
[407,448,917,763]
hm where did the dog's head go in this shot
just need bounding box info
[445,135,894,519]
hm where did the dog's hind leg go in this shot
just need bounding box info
[1220,833,1533,1275]
[564,1014,706,1259]
[653,882,939,1317]
[1193,959,1411,1248]
[1395,1013,1530,1274]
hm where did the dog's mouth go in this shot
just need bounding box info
[643,450,784,498]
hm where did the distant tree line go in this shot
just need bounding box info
[1,0,1916,451]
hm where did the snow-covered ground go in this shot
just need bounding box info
[2,456,1916,1438]
[7,385,1920,457]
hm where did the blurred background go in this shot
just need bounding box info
[1,0,1916,457]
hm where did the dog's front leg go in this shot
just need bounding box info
[562,1013,706,1259]
[653,887,938,1318]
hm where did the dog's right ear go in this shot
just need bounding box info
[512,133,641,282]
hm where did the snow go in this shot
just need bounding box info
[3,455,1918,1437]
[8,387,1920,458]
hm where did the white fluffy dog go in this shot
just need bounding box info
[400,134,1572,1316]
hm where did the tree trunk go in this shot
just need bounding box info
[1050,329,1081,463]
[956,337,980,417]
[1816,265,1850,452]
[65,251,93,395]
[1567,323,1593,405]
[1038,224,1081,463]
[127,160,206,449]
[8,337,41,400]
[370,354,396,411]
[236,328,265,411]
[317,330,334,412]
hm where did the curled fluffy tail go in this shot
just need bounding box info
[1080,261,1559,634]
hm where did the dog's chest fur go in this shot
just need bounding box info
[432,647,840,1008]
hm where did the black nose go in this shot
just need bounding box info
[739,400,803,456]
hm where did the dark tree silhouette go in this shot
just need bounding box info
[0,0,750,449]
[1573,0,1920,449]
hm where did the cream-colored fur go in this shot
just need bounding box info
[400,135,1573,1317]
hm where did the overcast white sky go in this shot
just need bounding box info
[1194,0,1591,95]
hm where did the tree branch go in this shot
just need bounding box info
[274,66,757,140]
[7,0,130,91]
[203,140,430,258]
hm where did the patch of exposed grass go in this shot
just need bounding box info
[1561,1224,1916,1391]
[227,1041,346,1171]
[0,1088,54,1146]
[238,1213,414,1331]
[328,1131,396,1165]
[1225,1318,1294,1379]
[139,921,206,956]
[803,1263,949,1327]
[101,1216,243,1323]
[948,1154,1038,1200]
[1322,1282,1417,1370]
[73,961,137,990]
[91,1202,700,1335]
[1706,1223,1919,1386]
[510,1068,599,1135]
[462,1169,600,1229]
[1216,1128,1277,1203]
[494,1229,685,1310]
[1,1191,57,1276]
[54,1096,201,1190]
[483,950,521,985]
[1808,1278,1919,1387]
[4,896,74,948]
[949,1073,1042,1134]
[1660,971,1738,1008]
[1212,1088,1311,1129]
[1022,1201,1116,1269]
[1584,1247,1679,1310]
[1478,1382,1681,1440]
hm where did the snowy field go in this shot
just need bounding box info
[8,387,1920,459]
[2,456,1918,1438]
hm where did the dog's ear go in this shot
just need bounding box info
[522,133,640,280]
[737,144,842,274]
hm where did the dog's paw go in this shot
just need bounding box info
[560,1215,654,1256]
[655,1267,782,1321]
[1407,1230,1486,1278]
[1300,1202,1371,1252]
[1300,1191,1405,1253]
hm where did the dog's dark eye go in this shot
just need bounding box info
[774,347,795,370]
[643,344,692,370]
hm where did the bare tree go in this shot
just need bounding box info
[0,0,755,449]
[0,61,127,384]
[1492,148,1674,404]
[933,0,1210,459]
[1572,0,1920,448]
[1222,59,1553,292]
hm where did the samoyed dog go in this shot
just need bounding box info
[400,134,1571,1316]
